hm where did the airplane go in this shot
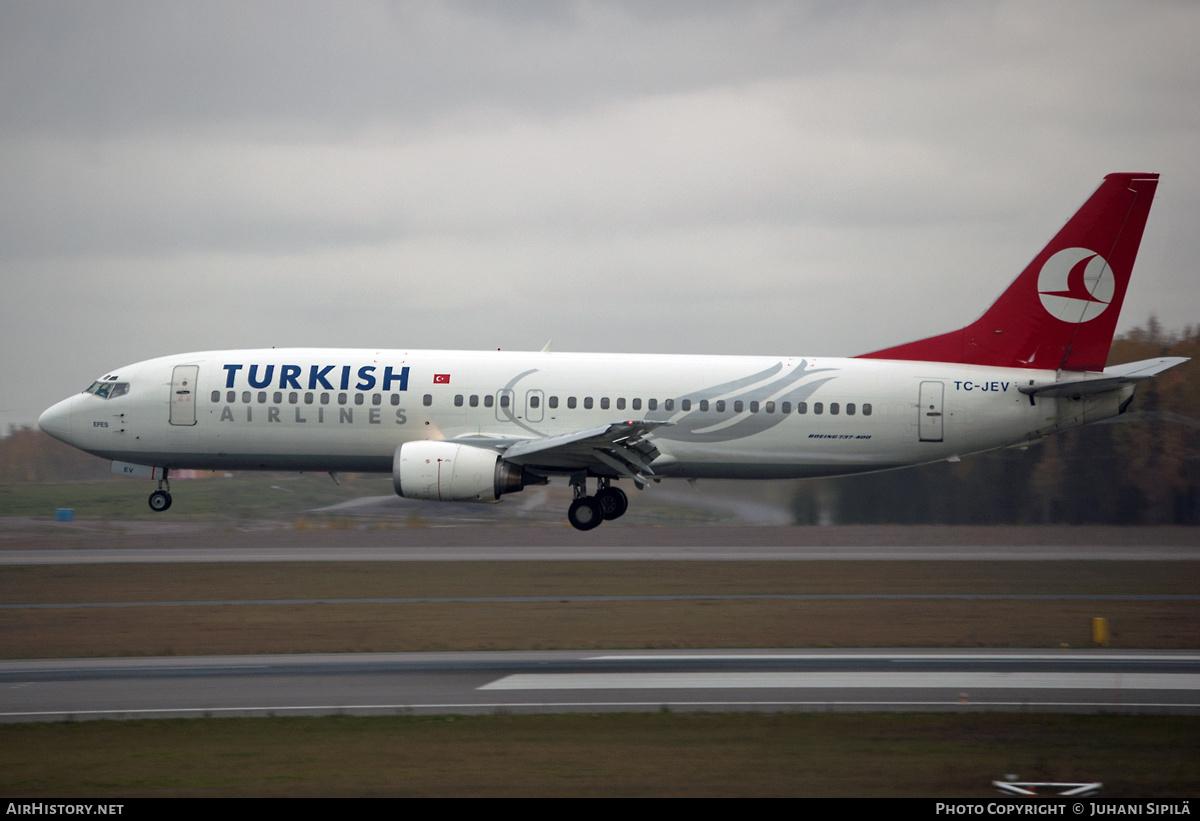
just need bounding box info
[38,172,1186,530]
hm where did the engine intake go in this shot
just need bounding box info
[393,441,530,502]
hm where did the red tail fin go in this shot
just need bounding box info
[859,173,1159,371]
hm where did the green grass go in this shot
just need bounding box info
[0,474,391,519]
[2,713,1196,797]
[0,474,735,526]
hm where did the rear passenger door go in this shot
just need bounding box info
[918,380,944,442]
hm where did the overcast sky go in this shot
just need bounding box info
[3,0,1198,431]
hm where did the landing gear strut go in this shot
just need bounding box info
[148,470,172,512]
[566,476,628,531]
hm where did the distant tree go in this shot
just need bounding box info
[0,427,111,484]
[792,319,1200,525]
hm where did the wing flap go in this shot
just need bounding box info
[499,420,674,480]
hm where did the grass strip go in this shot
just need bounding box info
[3,562,1197,657]
[2,712,1197,797]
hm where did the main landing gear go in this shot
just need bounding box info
[148,470,172,512]
[567,476,629,531]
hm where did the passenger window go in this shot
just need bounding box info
[454,394,464,407]
[814,402,823,415]
[320,393,330,405]
[584,397,593,409]
[258,392,267,404]
[847,403,855,416]
[485,395,494,408]
[664,399,674,411]
[830,403,839,415]
[781,402,791,414]
[568,396,577,409]
[211,391,220,403]
[227,391,236,403]
[749,401,759,413]
[863,403,872,416]
[391,394,400,406]
[647,398,656,411]
[423,394,433,407]
[304,392,314,405]
[632,398,642,411]
[601,398,610,410]
[242,391,251,403]
[530,395,540,408]
[681,399,691,411]
[699,400,709,412]
[288,392,298,404]
[372,394,381,406]
[797,402,807,414]
[273,392,283,404]
[470,395,479,407]
[716,400,726,413]
[616,398,625,410]
[337,393,347,405]
[549,396,558,409]
[765,401,775,414]
[734,400,744,413]
[499,394,510,408]
[354,393,364,406]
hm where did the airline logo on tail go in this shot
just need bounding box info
[1037,247,1115,324]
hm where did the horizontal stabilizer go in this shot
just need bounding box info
[1018,357,1188,398]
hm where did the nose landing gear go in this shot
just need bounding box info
[148,470,172,512]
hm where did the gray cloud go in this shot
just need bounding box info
[3,1,1199,430]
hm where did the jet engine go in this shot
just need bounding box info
[393,441,530,502]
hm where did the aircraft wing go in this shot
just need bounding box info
[456,420,674,484]
[1018,357,1188,398]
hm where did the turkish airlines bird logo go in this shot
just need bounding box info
[1037,247,1114,323]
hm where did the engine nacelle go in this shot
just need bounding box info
[393,441,529,502]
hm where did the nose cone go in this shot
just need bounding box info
[38,396,75,444]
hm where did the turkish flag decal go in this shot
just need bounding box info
[433,374,451,384]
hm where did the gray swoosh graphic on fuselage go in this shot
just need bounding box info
[650,359,839,443]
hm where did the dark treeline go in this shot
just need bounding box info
[793,321,1200,525]
[0,425,112,484]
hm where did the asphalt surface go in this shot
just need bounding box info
[3,650,1198,721]
[4,525,1198,720]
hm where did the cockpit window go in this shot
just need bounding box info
[84,380,129,399]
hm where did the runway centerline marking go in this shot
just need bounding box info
[478,673,1200,691]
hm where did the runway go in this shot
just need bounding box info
[3,649,1199,721]
[4,526,1197,721]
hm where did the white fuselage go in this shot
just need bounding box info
[38,348,1128,480]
